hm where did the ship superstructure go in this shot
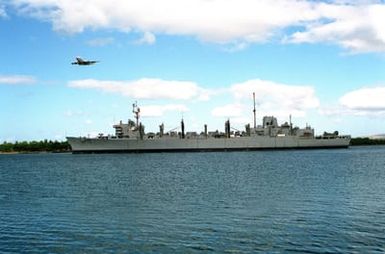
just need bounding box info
[67,96,350,153]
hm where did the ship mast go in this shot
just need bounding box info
[132,102,140,127]
[253,92,257,129]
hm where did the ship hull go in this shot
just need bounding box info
[67,136,351,153]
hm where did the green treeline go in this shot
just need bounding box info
[350,137,385,146]
[0,140,71,153]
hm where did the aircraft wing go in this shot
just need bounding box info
[71,57,99,65]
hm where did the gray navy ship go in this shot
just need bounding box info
[67,95,351,153]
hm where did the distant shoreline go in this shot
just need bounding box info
[0,151,71,155]
[0,140,71,154]
[350,137,385,146]
[1,138,384,154]
[0,151,20,154]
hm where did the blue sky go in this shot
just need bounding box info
[1,0,385,141]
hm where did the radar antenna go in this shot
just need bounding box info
[132,102,140,127]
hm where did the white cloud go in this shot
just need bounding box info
[68,78,210,100]
[134,31,156,45]
[0,75,36,85]
[140,104,189,117]
[86,37,115,47]
[10,0,316,42]
[9,0,385,52]
[340,86,385,110]
[68,77,319,121]
[0,5,6,18]
[318,86,385,117]
[319,105,385,117]
[211,103,245,117]
[231,79,319,112]
[210,79,319,123]
[289,3,385,53]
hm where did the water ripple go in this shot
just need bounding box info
[1,147,385,253]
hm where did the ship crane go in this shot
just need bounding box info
[167,126,179,132]
[231,127,241,132]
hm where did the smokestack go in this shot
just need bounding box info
[181,119,185,139]
[225,120,231,138]
[289,114,292,135]
[245,123,251,136]
[204,124,207,138]
[159,123,164,137]
[139,123,144,140]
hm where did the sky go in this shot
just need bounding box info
[1,0,385,141]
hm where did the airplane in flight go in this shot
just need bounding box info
[71,57,99,66]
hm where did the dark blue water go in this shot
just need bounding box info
[1,146,385,253]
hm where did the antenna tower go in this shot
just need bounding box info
[132,102,140,127]
[253,92,257,129]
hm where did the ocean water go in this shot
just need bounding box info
[1,146,385,253]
